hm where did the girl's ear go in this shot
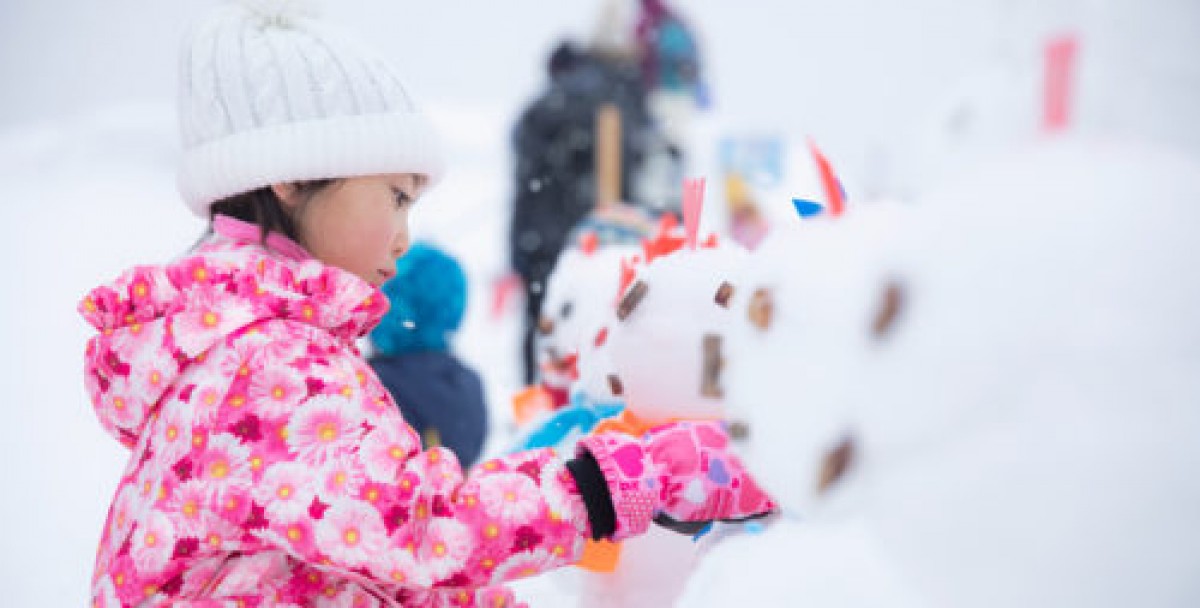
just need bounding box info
[271,183,299,209]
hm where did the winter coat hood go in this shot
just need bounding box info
[79,215,387,448]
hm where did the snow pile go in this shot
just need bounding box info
[682,138,1200,607]
[0,106,198,607]
[855,138,1200,607]
[720,203,907,514]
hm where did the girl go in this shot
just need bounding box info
[81,2,771,607]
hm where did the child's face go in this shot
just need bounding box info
[281,173,425,287]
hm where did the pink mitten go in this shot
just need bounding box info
[576,421,774,540]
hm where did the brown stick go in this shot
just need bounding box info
[595,103,622,212]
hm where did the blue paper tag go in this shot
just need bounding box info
[792,198,825,218]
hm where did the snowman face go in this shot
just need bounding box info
[723,206,907,514]
[605,245,749,423]
[537,247,636,384]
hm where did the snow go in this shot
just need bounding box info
[851,139,1200,607]
[577,528,701,608]
[0,110,194,607]
[681,139,1200,607]
[679,518,927,607]
[721,202,909,515]
[1,0,1199,605]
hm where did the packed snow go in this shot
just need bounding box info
[1,0,1198,606]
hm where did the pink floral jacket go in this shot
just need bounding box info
[82,217,591,607]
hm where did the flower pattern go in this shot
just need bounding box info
[490,549,557,585]
[315,499,389,569]
[360,423,420,483]
[479,474,542,527]
[287,395,367,466]
[130,511,176,575]
[81,222,589,606]
[256,461,318,523]
[248,363,307,418]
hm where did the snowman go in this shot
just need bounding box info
[601,237,748,426]
[719,201,907,514]
[682,138,1200,607]
[676,200,924,607]
[535,237,639,407]
[571,181,758,608]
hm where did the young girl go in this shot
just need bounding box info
[81,2,771,606]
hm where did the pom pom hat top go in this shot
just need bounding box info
[177,0,445,215]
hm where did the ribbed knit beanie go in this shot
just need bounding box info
[177,0,444,215]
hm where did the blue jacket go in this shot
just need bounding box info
[369,351,489,468]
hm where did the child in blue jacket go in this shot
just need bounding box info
[369,243,489,467]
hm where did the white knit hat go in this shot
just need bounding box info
[177,0,445,216]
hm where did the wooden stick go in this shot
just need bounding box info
[595,103,622,211]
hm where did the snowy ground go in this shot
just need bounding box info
[1,0,1198,606]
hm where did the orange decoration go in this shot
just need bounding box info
[576,538,622,572]
[511,386,555,426]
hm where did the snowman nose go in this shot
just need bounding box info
[817,434,857,494]
[748,287,774,331]
[701,333,725,399]
[872,280,905,339]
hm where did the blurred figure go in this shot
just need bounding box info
[509,39,653,384]
[370,243,488,467]
[633,0,706,209]
[635,0,703,99]
[723,172,770,249]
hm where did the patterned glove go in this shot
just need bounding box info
[576,420,774,541]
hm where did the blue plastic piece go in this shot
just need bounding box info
[742,520,766,535]
[514,392,624,452]
[792,198,825,218]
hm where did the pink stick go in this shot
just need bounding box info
[682,177,706,249]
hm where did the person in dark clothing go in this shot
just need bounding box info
[636,0,704,98]
[369,242,488,467]
[509,40,653,385]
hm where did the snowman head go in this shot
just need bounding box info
[603,236,749,423]
[537,241,638,393]
[723,203,909,514]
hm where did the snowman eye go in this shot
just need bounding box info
[607,374,624,396]
[560,301,574,319]
[714,281,734,308]
[872,280,905,340]
[617,280,649,321]
[748,287,774,331]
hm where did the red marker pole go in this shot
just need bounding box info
[1043,33,1078,133]
[808,139,845,217]
[682,177,706,249]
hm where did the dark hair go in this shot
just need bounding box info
[208,179,336,244]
